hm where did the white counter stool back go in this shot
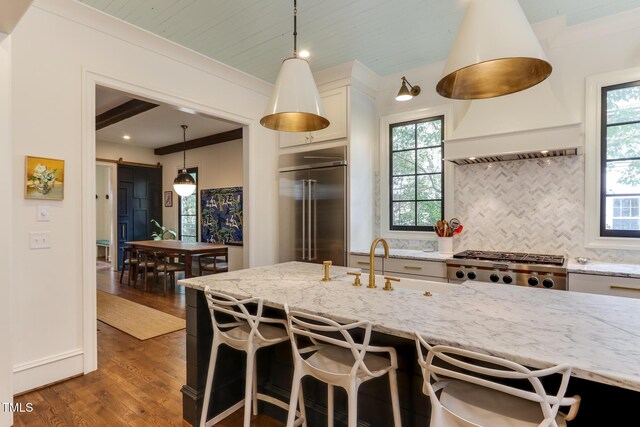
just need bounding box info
[200,289,307,427]
[414,332,581,427]
[285,304,402,427]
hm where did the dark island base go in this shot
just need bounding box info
[182,288,639,426]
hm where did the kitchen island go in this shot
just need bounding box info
[179,262,640,426]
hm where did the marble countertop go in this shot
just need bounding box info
[568,260,640,279]
[350,248,451,261]
[180,261,640,392]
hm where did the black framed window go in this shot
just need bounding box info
[178,167,198,242]
[601,81,640,238]
[389,116,444,231]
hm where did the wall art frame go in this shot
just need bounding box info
[25,156,65,200]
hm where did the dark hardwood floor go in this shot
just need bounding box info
[12,258,283,427]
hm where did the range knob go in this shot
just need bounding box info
[542,278,554,288]
[503,275,513,284]
[455,270,465,279]
[467,271,477,280]
[528,277,539,287]
[489,273,500,283]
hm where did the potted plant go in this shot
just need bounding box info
[150,219,177,240]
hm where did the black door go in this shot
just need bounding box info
[117,165,163,268]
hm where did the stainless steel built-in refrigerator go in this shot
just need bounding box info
[279,147,347,266]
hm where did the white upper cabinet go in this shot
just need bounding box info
[280,86,348,148]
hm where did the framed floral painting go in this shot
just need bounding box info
[25,156,65,200]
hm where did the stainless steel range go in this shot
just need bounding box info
[446,250,567,290]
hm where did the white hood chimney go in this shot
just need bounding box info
[444,81,581,165]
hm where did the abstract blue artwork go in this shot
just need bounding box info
[200,186,243,244]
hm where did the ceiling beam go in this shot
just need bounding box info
[96,99,158,130]
[154,128,243,156]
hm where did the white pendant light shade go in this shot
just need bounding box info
[436,0,552,100]
[260,57,329,132]
[173,170,196,197]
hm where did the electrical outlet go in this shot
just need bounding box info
[29,231,51,249]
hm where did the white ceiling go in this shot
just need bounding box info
[95,86,240,149]
[79,0,640,83]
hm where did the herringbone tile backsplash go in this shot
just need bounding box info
[381,155,639,263]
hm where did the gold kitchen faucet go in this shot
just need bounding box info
[368,238,389,288]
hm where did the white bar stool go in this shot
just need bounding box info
[414,332,581,427]
[199,288,307,427]
[285,304,402,427]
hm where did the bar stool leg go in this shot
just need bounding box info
[243,349,255,427]
[286,367,302,427]
[298,384,308,427]
[199,342,220,427]
[327,384,334,427]
[347,383,359,427]
[252,356,258,416]
[389,369,401,427]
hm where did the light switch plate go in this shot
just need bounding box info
[29,231,50,249]
[37,206,50,222]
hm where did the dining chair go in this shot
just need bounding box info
[200,289,306,427]
[414,332,581,427]
[198,249,229,276]
[119,246,138,286]
[154,251,185,295]
[135,249,158,290]
[285,304,401,427]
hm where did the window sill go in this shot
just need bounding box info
[585,236,640,251]
[381,230,439,241]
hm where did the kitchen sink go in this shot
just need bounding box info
[337,274,457,294]
[385,276,457,294]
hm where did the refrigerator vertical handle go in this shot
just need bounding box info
[302,179,306,260]
[311,179,317,261]
[307,179,313,260]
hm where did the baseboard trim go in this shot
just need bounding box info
[13,349,84,394]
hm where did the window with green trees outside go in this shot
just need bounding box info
[601,81,640,237]
[179,167,198,242]
[389,116,444,231]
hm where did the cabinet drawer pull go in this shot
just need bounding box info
[404,265,423,270]
[357,261,370,266]
[610,285,640,292]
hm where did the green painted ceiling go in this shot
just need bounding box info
[79,0,640,82]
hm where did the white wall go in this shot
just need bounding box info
[9,0,278,394]
[95,140,160,166]
[0,32,14,427]
[162,138,245,270]
[374,9,640,258]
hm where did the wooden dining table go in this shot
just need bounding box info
[125,240,228,278]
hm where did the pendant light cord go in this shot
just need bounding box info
[293,0,297,57]
[181,124,188,172]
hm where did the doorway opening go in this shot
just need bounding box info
[89,81,249,387]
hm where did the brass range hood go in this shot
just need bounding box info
[437,0,552,100]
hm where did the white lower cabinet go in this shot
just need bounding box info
[349,254,384,273]
[383,258,447,279]
[349,254,447,282]
[568,273,640,299]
